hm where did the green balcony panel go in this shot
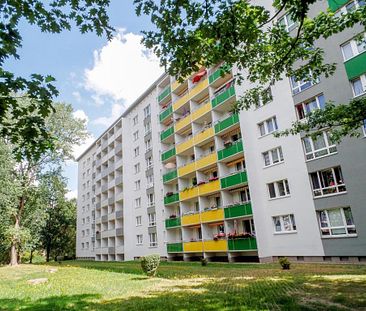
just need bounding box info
[165,217,181,228]
[220,171,248,189]
[161,147,176,162]
[164,193,180,205]
[224,202,252,219]
[327,0,348,11]
[215,113,239,134]
[167,242,183,253]
[211,85,236,108]
[160,126,174,142]
[163,170,178,183]
[217,140,244,161]
[344,52,366,80]
[228,237,257,251]
[158,86,171,102]
[159,105,173,123]
[208,65,232,84]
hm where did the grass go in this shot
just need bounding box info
[0,260,366,310]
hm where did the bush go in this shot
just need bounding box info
[201,258,208,266]
[279,257,291,270]
[140,254,160,277]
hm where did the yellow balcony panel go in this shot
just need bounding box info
[196,153,217,171]
[184,241,203,252]
[194,127,214,146]
[173,92,190,112]
[201,208,224,223]
[181,213,201,226]
[189,79,209,100]
[199,180,220,196]
[191,102,211,122]
[175,114,191,132]
[176,137,194,155]
[203,240,227,252]
[171,80,180,91]
[178,161,196,178]
[180,187,199,201]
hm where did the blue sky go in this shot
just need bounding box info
[5,1,163,198]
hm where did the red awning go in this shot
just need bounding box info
[192,70,207,83]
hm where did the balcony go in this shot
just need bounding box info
[178,161,196,178]
[163,170,178,183]
[161,147,176,162]
[175,114,191,133]
[165,217,181,228]
[194,127,214,147]
[173,90,190,112]
[180,186,199,201]
[160,126,174,142]
[180,180,220,201]
[211,85,236,110]
[224,202,252,219]
[164,193,180,205]
[214,113,239,135]
[217,140,243,162]
[159,105,173,124]
[158,85,171,103]
[181,213,200,226]
[195,152,217,171]
[208,64,232,86]
[191,101,211,122]
[344,52,366,80]
[201,208,224,223]
[183,241,203,252]
[220,171,248,190]
[228,237,257,251]
[176,136,194,154]
[203,239,227,252]
[189,78,209,100]
[167,242,183,253]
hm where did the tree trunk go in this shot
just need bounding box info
[46,241,51,262]
[29,249,33,264]
[10,215,20,266]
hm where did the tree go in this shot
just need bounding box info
[0,0,113,159]
[2,100,88,265]
[38,171,76,262]
[134,0,366,140]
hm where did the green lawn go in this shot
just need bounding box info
[1,260,366,310]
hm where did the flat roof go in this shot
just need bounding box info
[76,72,168,161]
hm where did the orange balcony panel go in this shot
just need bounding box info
[180,187,199,201]
[201,208,224,223]
[181,213,201,226]
[203,240,227,252]
[184,241,204,252]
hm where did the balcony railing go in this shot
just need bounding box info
[224,202,252,219]
[228,237,257,251]
[165,217,181,228]
[158,85,171,103]
[167,242,183,253]
[163,169,178,183]
[164,193,180,205]
[220,171,248,189]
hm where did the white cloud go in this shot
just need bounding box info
[66,189,77,200]
[72,91,82,102]
[72,135,95,160]
[73,109,89,122]
[84,29,163,106]
[92,103,124,127]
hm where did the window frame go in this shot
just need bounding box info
[310,166,347,198]
[318,207,357,238]
[267,179,290,199]
[273,214,297,233]
[258,116,278,137]
[295,94,325,120]
[136,216,142,226]
[149,232,158,247]
[262,146,284,167]
[351,74,366,97]
[302,132,337,161]
[136,234,143,245]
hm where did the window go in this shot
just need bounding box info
[278,13,297,32]
[82,172,86,179]
[145,139,152,151]
[273,214,297,233]
[351,74,366,97]
[267,179,290,199]
[136,216,142,226]
[302,132,337,160]
[290,75,318,95]
[144,121,151,134]
[133,131,139,141]
[255,87,273,108]
[135,197,141,208]
[134,163,140,174]
[81,243,84,249]
[363,119,366,136]
[135,180,141,190]
[134,147,140,157]
[148,213,156,226]
[144,105,151,118]
[146,156,153,168]
[82,230,85,237]
[133,115,138,125]
[149,232,157,247]
[147,174,154,187]
[86,229,90,236]
[82,218,85,225]
[147,193,155,206]
[336,0,365,15]
[318,207,357,237]
[137,234,143,245]
[295,94,325,120]
[235,160,246,172]
[240,187,251,203]
[258,116,278,136]
[262,147,284,167]
[310,166,346,197]
[341,33,366,61]
[86,216,90,223]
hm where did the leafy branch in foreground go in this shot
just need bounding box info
[276,97,366,142]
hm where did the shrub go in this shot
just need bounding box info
[140,254,160,276]
[279,257,291,270]
[201,258,208,266]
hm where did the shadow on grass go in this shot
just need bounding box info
[1,276,359,311]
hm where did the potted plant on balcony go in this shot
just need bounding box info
[166,192,174,197]
[209,176,218,182]
[169,214,177,219]
[223,140,232,147]
[197,181,206,186]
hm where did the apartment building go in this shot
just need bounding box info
[76,0,366,263]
